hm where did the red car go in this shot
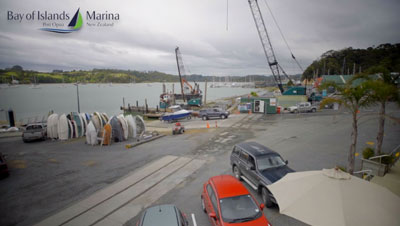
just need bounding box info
[201,175,270,226]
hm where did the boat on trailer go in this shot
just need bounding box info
[160,105,192,122]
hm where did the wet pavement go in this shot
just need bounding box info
[1,104,399,226]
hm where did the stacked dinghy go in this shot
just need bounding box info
[58,114,72,140]
[86,121,97,145]
[110,116,124,142]
[47,114,59,139]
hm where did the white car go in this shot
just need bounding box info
[22,123,47,142]
[288,102,317,113]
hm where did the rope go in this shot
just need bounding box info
[262,0,304,73]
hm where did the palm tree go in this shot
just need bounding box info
[363,66,400,155]
[319,76,374,174]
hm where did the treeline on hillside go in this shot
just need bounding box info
[303,43,400,79]
[0,65,301,84]
[0,67,179,84]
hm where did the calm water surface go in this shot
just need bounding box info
[0,83,259,121]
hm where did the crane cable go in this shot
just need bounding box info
[226,0,229,31]
[262,0,304,73]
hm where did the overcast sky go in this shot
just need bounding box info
[0,0,399,76]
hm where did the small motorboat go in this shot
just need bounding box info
[161,105,192,123]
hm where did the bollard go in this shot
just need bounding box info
[8,109,15,127]
[215,121,218,128]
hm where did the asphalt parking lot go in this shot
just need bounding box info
[1,104,399,226]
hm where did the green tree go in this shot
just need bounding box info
[319,76,374,174]
[303,43,400,79]
[363,66,400,155]
[11,65,23,71]
[250,91,258,97]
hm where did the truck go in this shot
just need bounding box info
[288,102,317,113]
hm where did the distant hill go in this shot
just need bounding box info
[0,67,299,84]
[0,68,179,84]
[303,43,400,79]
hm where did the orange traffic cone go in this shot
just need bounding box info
[206,122,210,129]
[248,110,252,115]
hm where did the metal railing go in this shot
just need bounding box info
[369,144,400,166]
[353,169,373,181]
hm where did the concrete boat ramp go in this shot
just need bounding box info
[35,155,205,226]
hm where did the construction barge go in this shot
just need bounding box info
[159,47,203,109]
[121,47,204,119]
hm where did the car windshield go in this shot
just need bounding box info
[219,195,261,223]
[27,125,42,130]
[257,155,286,170]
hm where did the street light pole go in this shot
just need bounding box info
[75,83,80,113]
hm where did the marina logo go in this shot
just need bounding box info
[40,8,83,33]
[6,8,120,34]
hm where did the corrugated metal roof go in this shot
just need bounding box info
[321,74,381,86]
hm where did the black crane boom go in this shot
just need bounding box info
[248,0,289,93]
[175,47,186,102]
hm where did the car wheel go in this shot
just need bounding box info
[220,114,226,119]
[201,196,207,213]
[261,187,273,208]
[187,115,192,120]
[202,116,207,120]
[233,166,242,181]
[311,108,316,113]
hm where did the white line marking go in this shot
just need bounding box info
[191,213,197,226]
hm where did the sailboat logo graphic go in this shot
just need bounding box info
[40,8,83,33]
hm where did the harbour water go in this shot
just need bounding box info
[0,82,259,122]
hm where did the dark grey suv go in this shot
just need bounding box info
[199,108,229,120]
[136,204,189,226]
[230,142,294,208]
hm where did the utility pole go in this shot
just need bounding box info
[341,57,346,75]
[74,83,80,113]
[172,83,175,105]
[353,63,356,75]
[204,80,207,105]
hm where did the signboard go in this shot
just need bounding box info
[270,98,277,106]
[238,104,249,111]
[254,100,264,113]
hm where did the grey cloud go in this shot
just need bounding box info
[0,0,399,76]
